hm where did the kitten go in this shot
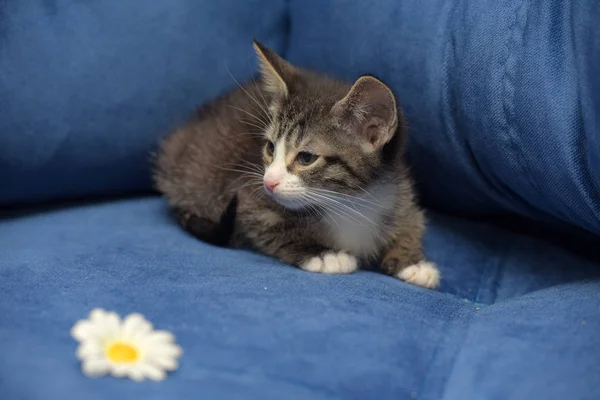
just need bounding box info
[154,41,440,289]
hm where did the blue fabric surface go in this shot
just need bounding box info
[1,198,599,399]
[287,0,600,234]
[3,1,599,236]
[2,1,600,399]
[0,0,287,205]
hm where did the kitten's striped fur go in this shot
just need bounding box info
[154,41,440,289]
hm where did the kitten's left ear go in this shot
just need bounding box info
[253,40,295,99]
[331,75,398,152]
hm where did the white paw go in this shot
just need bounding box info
[397,261,440,289]
[301,256,323,273]
[300,251,358,274]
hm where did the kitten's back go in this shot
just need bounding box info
[154,81,268,245]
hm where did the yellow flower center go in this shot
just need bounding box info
[106,342,139,363]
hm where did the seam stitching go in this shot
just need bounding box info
[500,1,538,199]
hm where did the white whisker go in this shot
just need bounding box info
[235,160,264,174]
[251,75,272,119]
[226,66,273,125]
[307,192,376,225]
[352,183,380,202]
[310,187,386,209]
[232,180,264,191]
[215,165,263,177]
[249,185,266,200]
[304,195,337,227]
[304,193,359,226]
[226,105,269,128]
[240,119,268,131]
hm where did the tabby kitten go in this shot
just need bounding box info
[154,41,440,289]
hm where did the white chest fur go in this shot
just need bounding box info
[322,182,396,259]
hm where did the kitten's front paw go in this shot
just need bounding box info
[396,261,440,289]
[300,251,358,274]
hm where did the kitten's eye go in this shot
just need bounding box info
[265,141,275,156]
[296,151,319,166]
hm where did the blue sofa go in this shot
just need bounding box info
[1,1,599,399]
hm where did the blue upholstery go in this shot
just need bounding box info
[0,0,287,205]
[1,198,599,399]
[287,0,600,234]
[1,1,599,399]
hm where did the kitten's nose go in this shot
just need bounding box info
[264,180,279,192]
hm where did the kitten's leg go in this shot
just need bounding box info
[240,208,357,274]
[251,230,358,274]
[173,195,238,247]
[381,234,440,289]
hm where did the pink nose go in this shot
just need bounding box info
[264,180,279,192]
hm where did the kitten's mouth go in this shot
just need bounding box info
[264,187,307,210]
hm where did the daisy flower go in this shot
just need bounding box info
[71,308,183,382]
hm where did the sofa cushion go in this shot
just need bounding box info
[444,282,600,400]
[286,0,600,234]
[0,0,287,205]
[1,197,598,399]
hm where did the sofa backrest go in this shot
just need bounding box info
[1,1,598,235]
[286,0,600,234]
[0,0,287,204]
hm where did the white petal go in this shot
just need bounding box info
[71,317,111,342]
[145,331,175,344]
[159,344,183,358]
[90,308,109,323]
[71,320,95,342]
[126,365,146,382]
[121,313,153,339]
[76,341,103,360]
[108,363,129,378]
[82,358,110,378]
[103,311,122,339]
[143,342,183,359]
[137,363,166,381]
[148,355,178,371]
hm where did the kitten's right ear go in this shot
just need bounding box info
[253,40,294,98]
[331,75,399,152]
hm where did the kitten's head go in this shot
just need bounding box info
[253,41,403,210]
